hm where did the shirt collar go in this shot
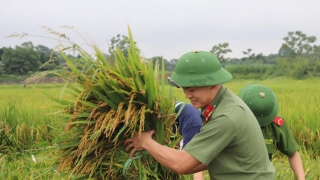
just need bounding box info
[201,85,227,121]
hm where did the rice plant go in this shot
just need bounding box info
[0,97,55,153]
[34,26,183,179]
[1,79,320,179]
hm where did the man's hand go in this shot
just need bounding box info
[124,130,155,157]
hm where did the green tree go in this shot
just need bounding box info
[167,59,178,71]
[98,52,115,67]
[35,44,51,64]
[0,48,3,75]
[242,48,253,60]
[108,34,140,58]
[242,48,265,63]
[209,43,232,62]
[1,42,41,75]
[170,59,178,65]
[21,41,34,49]
[0,48,3,62]
[148,56,165,69]
[314,45,320,57]
[0,62,4,76]
[35,45,61,71]
[279,31,317,57]
[276,31,319,79]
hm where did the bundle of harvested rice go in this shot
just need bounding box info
[48,27,183,179]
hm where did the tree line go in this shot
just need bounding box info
[224,31,320,79]
[1,31,320,81]
[0,42,68,76]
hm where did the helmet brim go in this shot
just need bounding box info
[169,67,232,88]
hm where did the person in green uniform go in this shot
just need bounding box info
[124,51,275,179]
[238,83,305,180]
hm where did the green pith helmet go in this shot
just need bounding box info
[238,84,278,126]
[168,51,232,88]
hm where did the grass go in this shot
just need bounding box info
[0,78,319,179]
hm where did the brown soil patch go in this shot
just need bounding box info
[0,77,65,84]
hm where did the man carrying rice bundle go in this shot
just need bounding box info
[124,50,275,179]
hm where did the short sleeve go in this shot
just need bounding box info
[275,121,299,156]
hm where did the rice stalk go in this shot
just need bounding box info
[43,26,182,179]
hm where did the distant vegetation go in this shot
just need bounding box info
[1,30,320,83]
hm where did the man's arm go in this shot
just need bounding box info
[288,151,305,180]
[124,130,205,174]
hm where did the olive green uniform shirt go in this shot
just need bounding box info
[262,117,300,160]
[184,86,275,180]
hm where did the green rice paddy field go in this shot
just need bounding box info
[0,78,319,179]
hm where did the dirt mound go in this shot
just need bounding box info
[0,77,65,84]
[1,73,173,85]
[25,77,65,84]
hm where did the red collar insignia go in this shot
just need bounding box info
[203,105,216,124]
[273,116,284,126]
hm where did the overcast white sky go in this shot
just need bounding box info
[1,0,320,59]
